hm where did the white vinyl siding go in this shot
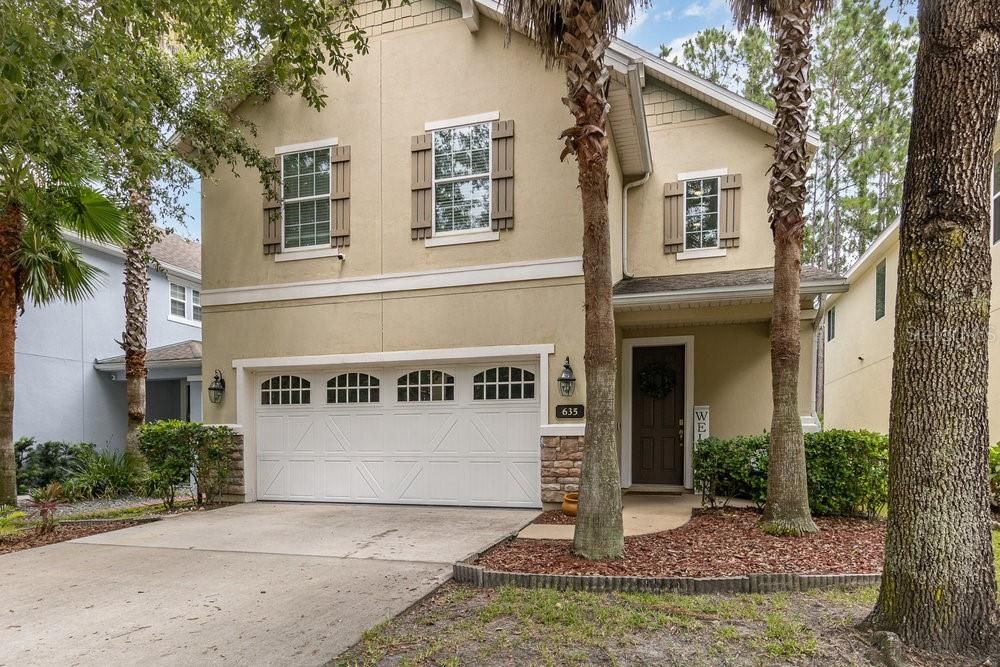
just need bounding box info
[282,148,331,249]
[683,177,720,250]
[432,123,491,235]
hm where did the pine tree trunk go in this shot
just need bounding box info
[0,204,21,505]
[123,189,155,456]
[760,5,817,537]
[563,0,623,560]
[867,0,1000,653]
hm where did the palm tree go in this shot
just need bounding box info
[729,0,831,536]
[121,186,161,456]
[500,0,642,559]
[0,152,126,504]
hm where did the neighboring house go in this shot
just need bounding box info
[822,127,1000,441]
[198,0,847,508]
[15,232,203,451]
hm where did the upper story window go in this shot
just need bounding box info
[473,367,535,400]
[684,177,720,250]
[328,373,380,404]
[397,370,455,402]
[433,123,491,235]
[169,282,201,326]
[282,148,331,250]
[875,259,886,321]
[826,307,836,342]
[992,151,999,244]
[261,375,311,405]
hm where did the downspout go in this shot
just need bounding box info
[621,61,653,280]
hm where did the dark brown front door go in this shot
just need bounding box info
[631,345,685,485]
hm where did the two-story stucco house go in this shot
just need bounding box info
[821,125,1000,443]
[16,232,204,451]
[199,0,847,508]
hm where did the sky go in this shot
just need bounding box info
[169,0,743,243]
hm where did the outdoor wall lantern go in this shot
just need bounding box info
[208,369,226,404]
[558,357,576,397]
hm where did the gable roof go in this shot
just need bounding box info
[94,339,202,370]
[151,233,201,276]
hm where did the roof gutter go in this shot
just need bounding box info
[622,61,653,280]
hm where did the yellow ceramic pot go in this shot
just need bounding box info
[561,492,579,517]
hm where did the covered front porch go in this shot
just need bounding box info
[613,266,846,492]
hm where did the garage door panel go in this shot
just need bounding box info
[255,361,542,507]
[287,416,317,455]
[257,416,284,454]
[257,458,288,499]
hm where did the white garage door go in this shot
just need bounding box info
[254,362,541,507]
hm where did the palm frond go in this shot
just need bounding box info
[51,185,128,246]
[16,229,104,306]
[729,0,835,29]
[500,0,646,65]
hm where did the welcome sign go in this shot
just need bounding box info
[694,406,710,443]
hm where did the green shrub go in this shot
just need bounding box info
[0,505,28,537]
[989,444,1000,511]
[15,437,95,493]
[138,421,236,507]
[64,450,144,499]
[693,429,888,518]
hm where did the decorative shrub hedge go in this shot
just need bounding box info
[693,429,888,519]
[15,438,96,493]
[138,421,237,508]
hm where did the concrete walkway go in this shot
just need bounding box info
[0,502,536,666]
[518,493,747,540]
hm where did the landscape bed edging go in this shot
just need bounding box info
[453,562,881,594]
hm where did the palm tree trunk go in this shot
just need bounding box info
[123,189,154,455]
[564,0,623,561]
[760,5,817,537]
[867,0,1000,652]
[0,204,21,505]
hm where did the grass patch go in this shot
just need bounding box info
[755,612,819,658]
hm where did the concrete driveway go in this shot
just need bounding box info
[0,503,536,666]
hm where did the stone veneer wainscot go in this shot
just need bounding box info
[540,435,583,503]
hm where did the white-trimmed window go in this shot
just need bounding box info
[327,373,380,404]
[826,307,836,342]
[992,151,999,244]
[473,367,535,400]
[397,370,455,402]
[684,177,720,250]
[282,148,331,250]
[261,375,311,405]
[168,282,201,325]
[433,123,491,235]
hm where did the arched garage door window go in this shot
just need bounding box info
[473,367,535,400]
[261,375,311,405]
[397,370,454,402]
[327,373,380,403]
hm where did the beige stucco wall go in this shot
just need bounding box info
[617,313,817,440]
[626,116,776,278]
[822,237,898,434]
[202,278,587,425]
[202,16,584,292]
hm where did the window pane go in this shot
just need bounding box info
[524,384,535,399]
[171,300,186,317]
[170,284,185,300]
[193,305,202,322]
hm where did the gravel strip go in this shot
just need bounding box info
[17,492,193,517]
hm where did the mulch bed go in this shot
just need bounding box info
[0,521,142,556]
[532,510,576,525]
[478,508,885,578]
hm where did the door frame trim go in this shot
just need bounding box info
[621,336,694,490]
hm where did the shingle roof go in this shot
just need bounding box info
[151,233,201,276]
[95,340,202,367]
[614,266,845,297]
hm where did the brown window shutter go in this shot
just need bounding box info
[411,134,433,240]
[263,156,282,255]
[663,181,684,254]
[491,119,514,231]
[330,145,351,247]
[720,173,742,248]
